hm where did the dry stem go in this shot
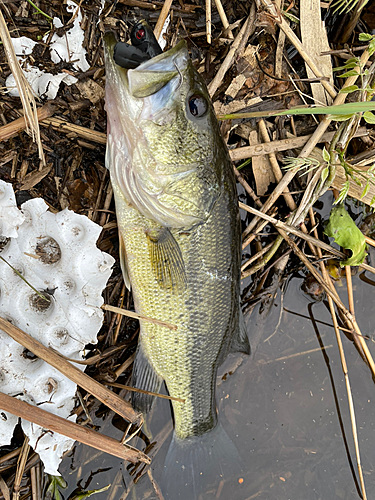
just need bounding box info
[0,317,142,425]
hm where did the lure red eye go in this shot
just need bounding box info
[136,28,145,40]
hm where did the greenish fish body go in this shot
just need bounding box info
[104,33,249,494]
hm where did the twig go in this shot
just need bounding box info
[325,291,368,500]
[154,0,173,40]
[241,241,274,271]
[41,117,106,144]
[0,317,142,425]
[0,103,55,143]
[12,437,29,500]
[258,119,296,210]
[233,165,263,208]
[0,474,10,500]
[107,382,185,403]
[213,0,233,38]
[242,214,276,250]
[345,266,355,315]
[102,304,177,330]
[0,392,150,465]
[259,0,336,99]
[205,0,211,44]
[276,227,375,378]
[0,8,45,165]
[257,345,334,364]
[207,6,256,96]
[229,127,368,161]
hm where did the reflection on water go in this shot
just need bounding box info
[60,272,375,500]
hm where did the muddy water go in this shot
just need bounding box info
[59,261,375,500]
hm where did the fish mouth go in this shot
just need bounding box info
[104,33,188,99]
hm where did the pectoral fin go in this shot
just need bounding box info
[118,231,131,290]
[132,342,163,413]
[146,227,186,290]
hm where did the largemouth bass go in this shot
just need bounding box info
[104,32,250,497]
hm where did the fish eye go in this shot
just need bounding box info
[188,94,208,118]
[135,27,146,40]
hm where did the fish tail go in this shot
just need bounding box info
[160,423,242,500]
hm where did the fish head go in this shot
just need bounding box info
[104,34,229,228]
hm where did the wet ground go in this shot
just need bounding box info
[59,199,375,500]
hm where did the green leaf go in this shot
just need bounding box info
[329,113,356,122]
[334,181,350,205]
[333,62,358,71]
[321,166,329,184]
[339,85,359,93]
[322,146,330,162]
[282,11,299,23]
[337,70,359,78]
[359,33,373,41]
[369,38,375,57]
[70,485,111,500]
[324,204,367,267]
[217,101,375,121]
[361,180,370,198]
[363,111,375,124]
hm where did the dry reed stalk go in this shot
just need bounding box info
[0,8,45,166]
[213,0,233,38]
[241,242,274,272]
[108,382,185,403]
[259,0,336,99]
[206,0,211,43]
[241,46,371,238]
[207,4,256,96]
[0,392,150,464]
[102,304,177,330]
[326,293,368,500]
[41,117,107,144]
[0,475,10,500]
[153,0,173,39]
[276,223,375,380]
[0,103,55,143]
[0,317,142,425]
[12,437,29,500]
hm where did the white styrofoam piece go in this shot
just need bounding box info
[0,182,115,475]
[10,36,37,61]
[0,180,25,238]
[6,66,78,100]
[47,0,89,72]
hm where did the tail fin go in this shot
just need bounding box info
[160,423,242,500]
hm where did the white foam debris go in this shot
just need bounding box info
[6,67,78,100]
[10,36,37,61]
[0,181,115,475]
[0,180,25,238]
[6,0,88,99]
[47,0,89,72]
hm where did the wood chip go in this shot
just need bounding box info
[18,164,52,191]
[300,0,333,105]
[249,129,275,195]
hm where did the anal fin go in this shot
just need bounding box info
[146,227,186,290]
[132,342,163,413]
[230,309,251,355]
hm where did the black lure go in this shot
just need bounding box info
[113,20,163,69]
